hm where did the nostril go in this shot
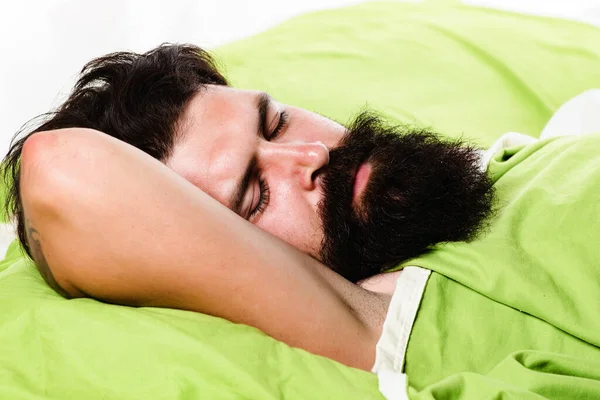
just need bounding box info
[311,167,325,183]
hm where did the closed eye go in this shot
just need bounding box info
[267,110,289,141]
[249,175,270,219]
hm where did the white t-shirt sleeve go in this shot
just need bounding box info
[372,266,431,400]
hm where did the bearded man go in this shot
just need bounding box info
[4,45,600,397]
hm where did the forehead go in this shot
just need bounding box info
[180,85,259,131]
[167,85,259,202]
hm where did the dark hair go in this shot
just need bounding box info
[2,43,228,261]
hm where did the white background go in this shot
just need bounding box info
[1,0,600,156]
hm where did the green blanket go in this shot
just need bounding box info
[2,2,600,399]
[403,134,600,398]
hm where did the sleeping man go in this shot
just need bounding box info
[4,44,600,397]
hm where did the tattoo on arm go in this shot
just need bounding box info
[25,218,71,298]
[26,219,46,268]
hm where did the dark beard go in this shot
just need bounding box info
[317,111,496,282]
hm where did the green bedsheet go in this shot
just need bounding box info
[1,2,600,399]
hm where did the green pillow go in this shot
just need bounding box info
[2,3,600,399]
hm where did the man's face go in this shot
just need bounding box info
[168,85,345,258]
[168,85,495,282]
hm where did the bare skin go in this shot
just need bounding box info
[24,218,70,298]
[358,271,403,295]
[19,128,393,371]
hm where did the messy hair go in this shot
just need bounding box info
[2,43,228,260]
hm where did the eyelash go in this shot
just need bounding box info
[249,109,288,218]
[268,110,289,141]
[249,176,270,219]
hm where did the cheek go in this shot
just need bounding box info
[255,187,323,257]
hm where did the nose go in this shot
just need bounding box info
[259,141,329,190]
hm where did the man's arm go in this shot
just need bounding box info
[19,128,387,370]
[24,217,71,298]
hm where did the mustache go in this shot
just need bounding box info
[319,111,445,217]
[318,113,390,200]
[328,112,390,169]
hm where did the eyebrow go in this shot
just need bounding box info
[230,92,271,215]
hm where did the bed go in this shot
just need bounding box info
[1,2,599,399]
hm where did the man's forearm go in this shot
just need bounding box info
[19,128,385,370]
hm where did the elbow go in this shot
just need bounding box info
[21,129,91,205]
[21,128,107,209]
[20,129,97,299]
[20,129,84,223]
